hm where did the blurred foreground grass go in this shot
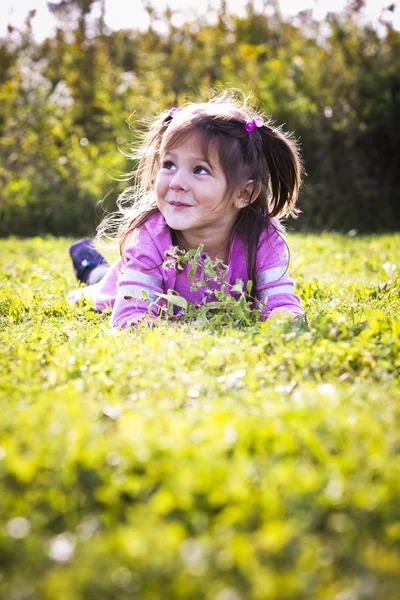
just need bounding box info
[0,234,399,600]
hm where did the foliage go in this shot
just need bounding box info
[148,244,264,329]
[0,233,399,599]
[0,1,399,235]
[136,245,307,331]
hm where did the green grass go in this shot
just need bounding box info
[0,233,399,600]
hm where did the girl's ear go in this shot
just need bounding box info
[234,180,261,210]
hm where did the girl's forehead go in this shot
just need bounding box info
[162,130,221,162]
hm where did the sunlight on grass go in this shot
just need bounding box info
[0,233,399,600]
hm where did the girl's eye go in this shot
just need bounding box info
[194,166,209,175]
[161,161,209,174]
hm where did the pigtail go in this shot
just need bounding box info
[259,125,302,219]
[116,112,174,257]
[231,120,302,298]
[137,112,174,192]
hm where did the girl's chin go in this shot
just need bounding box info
[162,212,194,231]
[164,219,190,231]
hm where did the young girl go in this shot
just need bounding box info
[67,90,305,328]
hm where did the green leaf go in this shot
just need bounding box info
[155,292,188,310]
[231,279,244,293]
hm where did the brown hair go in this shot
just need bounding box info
[98,89,302,291]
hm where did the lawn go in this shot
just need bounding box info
[0,233,399,600]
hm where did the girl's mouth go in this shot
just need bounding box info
[169,201,191,209]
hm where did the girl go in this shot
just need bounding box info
[67,90,305,328]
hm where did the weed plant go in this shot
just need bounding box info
[135,245,307,331]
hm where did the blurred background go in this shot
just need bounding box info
[0,0,399,237]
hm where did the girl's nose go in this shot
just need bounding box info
[169,171,189,192]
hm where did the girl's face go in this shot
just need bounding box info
[156,135,239,245]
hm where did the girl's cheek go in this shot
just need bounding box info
[158,173,169,190]
[155,176,165,195]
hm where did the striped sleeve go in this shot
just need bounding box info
[110,227,166,329]
[255,222,304,320]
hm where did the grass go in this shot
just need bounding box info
[0,233,399,600]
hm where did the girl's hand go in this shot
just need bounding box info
[267,307,303,326]
[267,307,293,320]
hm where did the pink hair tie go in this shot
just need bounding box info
[169,107,182,117]
[245,116,264,132]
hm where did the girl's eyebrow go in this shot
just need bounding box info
[163,150,212,167]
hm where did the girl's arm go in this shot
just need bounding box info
[255,223,304,320]
[111,228,166,329]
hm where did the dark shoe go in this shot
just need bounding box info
[69,239,109,284]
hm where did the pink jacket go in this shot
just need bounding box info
[67,211,304,328]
